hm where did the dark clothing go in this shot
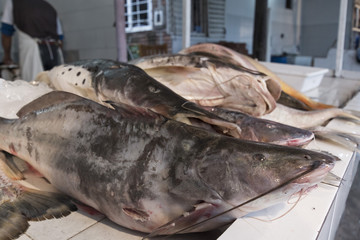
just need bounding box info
[12,0,59,40]
[38,41,60,70]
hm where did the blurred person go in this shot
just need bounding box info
[1,0,64,81]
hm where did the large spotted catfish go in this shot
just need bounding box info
[0,91,336,235]
[34,59,314,147]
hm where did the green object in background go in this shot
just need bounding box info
[128,45,140,60]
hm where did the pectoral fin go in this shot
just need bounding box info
[0,151,24,180]
[144,202,217,238]
[0,188,77,239]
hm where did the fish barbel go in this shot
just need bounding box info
[131,54,280,116]
[0,91,336,234]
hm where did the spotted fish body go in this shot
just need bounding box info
[35,59,313,147]
[35,60,243,139]
[0,92,336,234]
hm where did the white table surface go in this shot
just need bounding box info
[6,74,360,240]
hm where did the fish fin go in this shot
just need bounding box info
[313,128,360,153]
[180,101,243,138]
[13,188,77,221]
[17,91,83,118]
[0,151,24,180]
[0,188,77,239]
[0,206,29,240]
[346,110,360,119]
[321,172,342,187]
[337,110,360,122]
[277,91,312,111]
[144,202,217,238]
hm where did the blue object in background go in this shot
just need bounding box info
[271,56,287,63]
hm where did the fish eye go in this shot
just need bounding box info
[265,123,275,129]
[304,155,311,160]
[253,153,266,161]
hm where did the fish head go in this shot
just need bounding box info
[239,117,315,146]
[196,141,336,212]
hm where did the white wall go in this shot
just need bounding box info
[0,0,118,62]
[225,0,255,54]
[49,0,117,61]
[269,7,296,55]
[300,0,354,57]
[225,0,295,56]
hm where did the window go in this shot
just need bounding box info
[125,0,153,33]
[354,3,360,33]
[191,0,208,35]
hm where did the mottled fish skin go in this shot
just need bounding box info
[36,60,311,146]
[36,60,243,139]
[203,106,314,147]
[0,92,336,234]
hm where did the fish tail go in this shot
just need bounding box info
[345,110,360,119]
[313,128,360,153]
[0,206,28,240]
[338,110,360,122]
[0,188,77,239]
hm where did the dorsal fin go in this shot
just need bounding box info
[17,91,84,118]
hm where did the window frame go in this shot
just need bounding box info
[191,0,208,37]
[125,0,153,33]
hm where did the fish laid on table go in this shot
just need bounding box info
[34,59,242,139]
[203,106,314,146]
[131,54,281,116]
[261,104,360,129]
[132,53,360,132]
[34,59,314,147]
[0,91,336,235]
[179,43,333,110]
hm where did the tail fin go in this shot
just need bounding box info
[0,188,77,239]
[313,127,360,153]
[0,207,28,240]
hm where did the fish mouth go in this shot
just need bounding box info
[292,160,335,186]
[282,159,335,198]
[273,133,314,147]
